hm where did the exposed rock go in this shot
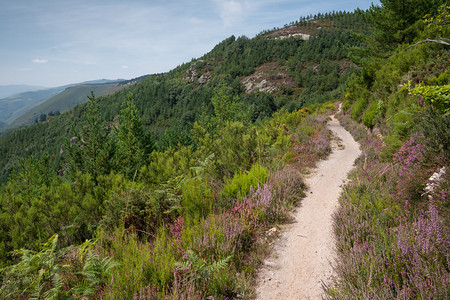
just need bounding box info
[267,227,278,236]
[183,65,198,83]
[241,62,297,94]
[255,79,277,93]
[198,73,211,84]
[424,166,446,196]
[70,136,78,146]
[275,32,310,40]
[183,60,212,84]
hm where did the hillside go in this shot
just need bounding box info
[0,87,65,124]
[323,3,449,299]
[0,3,448,299]
[0,10,366,184]
[8,78,145,128]
[0,79,132,129]
[0,85,46,99]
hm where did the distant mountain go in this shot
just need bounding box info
[0,84,47,99]
[0,79,137,129]
[79,79,127,85]
[9,78,145,128]
[0,87,66,124]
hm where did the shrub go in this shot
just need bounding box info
[102,183,180,237]
[222,164,269,199]
[182,177,213,224]
[141,146,198,185]
[102,227,175,299]
[362,101,381,128]
[327,111,449,299]
[267,167,306,220]
[351,97,369,120]
[414,108,450,155]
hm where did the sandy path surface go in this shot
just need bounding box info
[256,112,360,299]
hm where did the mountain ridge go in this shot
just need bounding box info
[0,84,47,99]
[0,78,144,129]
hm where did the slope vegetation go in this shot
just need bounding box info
[0,11,366,185]
[325,2,449,298]
[0,10,369,299]
[0,88,64,124]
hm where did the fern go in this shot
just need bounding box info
[0,234,67,299]
[73,239,119,297]
[174,250,231,286]
[0,234,118,299]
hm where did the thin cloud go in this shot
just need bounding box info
[214,0,251,27]
[188,17,203,25]
[32,58,48,64]
[121,65,129,69]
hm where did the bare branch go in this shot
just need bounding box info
[390,38,450,58]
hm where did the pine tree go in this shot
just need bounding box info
[66,92,115,180]
[113,94,147,180]
[366,0,446,48]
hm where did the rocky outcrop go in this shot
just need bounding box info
[198,73,211,84]
[183,60,212,85]
[243,78,278,93]
[241,62,296,94]
[275,32,310,40]
[184,65,198,83]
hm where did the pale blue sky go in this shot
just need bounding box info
[0,0,379,87]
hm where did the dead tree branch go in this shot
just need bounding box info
[390,38,450,58]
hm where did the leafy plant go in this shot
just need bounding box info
[174,250,231,291]
[403,80,450,115]
[222,164,269,199]
[0,234,117,299]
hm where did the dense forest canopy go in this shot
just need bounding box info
[0,3,449,298]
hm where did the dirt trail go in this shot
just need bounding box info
[256,111,361,299]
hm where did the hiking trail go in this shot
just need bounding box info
[256,110,361,299]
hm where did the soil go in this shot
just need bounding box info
[255,111,361,299]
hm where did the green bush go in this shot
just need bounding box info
[1,234,117,299]
[200,121,258,180]
[102,228,154,298]
[362,101,383,128]
[222,164,269,199]
[414,108,450,154]
[182,177,213,223]
[351,97,369,120]
[141,146,198,185]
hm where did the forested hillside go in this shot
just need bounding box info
[0,10,365,185]
[0,3,448,299]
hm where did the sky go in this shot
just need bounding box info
[0,0,379,87]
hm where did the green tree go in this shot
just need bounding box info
[113,94,149,180]
[211,83,241,124]
[66,92,115,180]
[366,0,446,48]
